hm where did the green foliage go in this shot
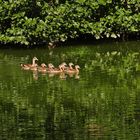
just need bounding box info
[0,0,140,46]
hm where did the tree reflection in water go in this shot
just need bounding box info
[0,41,140,140]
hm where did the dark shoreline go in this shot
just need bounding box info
[0,34,139,49]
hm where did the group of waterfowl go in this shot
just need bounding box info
[20,57,80,74]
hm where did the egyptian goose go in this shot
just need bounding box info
[59,62,67,71]
[47,63,55,71]
[37,63,55,72]
[38,63,47,72]
[64,62,74,71]
[65,65,80,74]
[21,57,38,70]
[48,63,66,74]
[30,63,38,71]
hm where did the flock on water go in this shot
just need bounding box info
[20,57,80,79]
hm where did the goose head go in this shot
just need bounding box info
[69,62,74,67]
[75,65,80,70]
[48,63,55,69]
[33,57,38,61]
[74,65,80,73]
[41,63,46,67]
[61,62,67,66]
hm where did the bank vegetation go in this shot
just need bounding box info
[0,0,140,46]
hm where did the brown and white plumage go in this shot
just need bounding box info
[21,57,38,70]
[64,62,74,71]
[47,63,66,74]
[65,65,80,74]
[38,63,47,72]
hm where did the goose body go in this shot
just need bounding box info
[65,65,80,74]
[48,63,66,74]
[20,64,30,70]
[30,63,38,71]
[37,63,55,73]
[38,63,47,72]
[21,57,38,70]
[64,62,74,71]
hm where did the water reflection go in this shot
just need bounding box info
[28,70,80,80]
[0,41,140,140]
[32,70,38,80]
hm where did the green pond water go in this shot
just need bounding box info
[0,41,140,140]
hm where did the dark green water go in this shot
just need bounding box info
[0,41,140,140]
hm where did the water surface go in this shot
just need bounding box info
[0,41,140,140]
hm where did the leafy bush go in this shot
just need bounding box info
[0,0,140,46]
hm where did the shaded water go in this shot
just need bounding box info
[0,41,140,140]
